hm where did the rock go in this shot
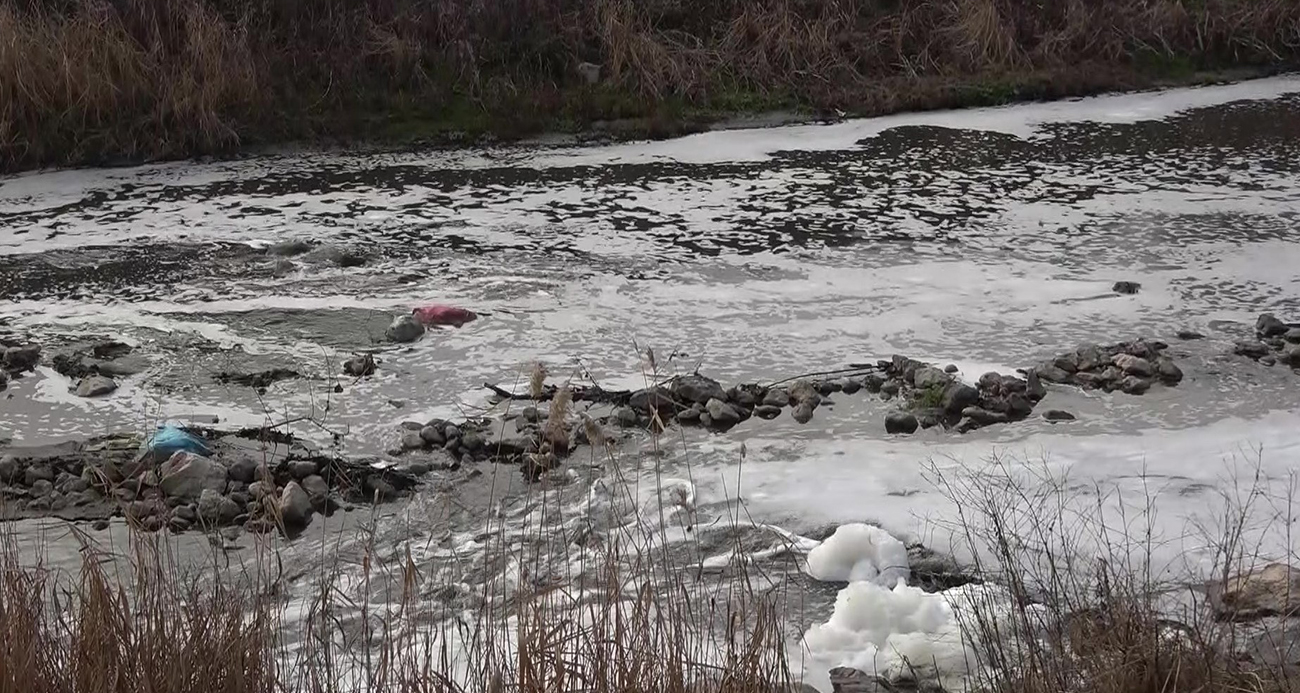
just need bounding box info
[1112,281,1141,295]
[226,454,261,484]
[1004,394,1034,419]
[628,386,679,416]
[698,412,713,428]
[197,489,241,525]
[3,345,41,372]
[1156,358,1183,383]
[944,364,959,374]
[302,474,330,501]
[288,459,318,479]
[1235,340,1271,359]
[1284,346,1300,368]
[676,408,701,424]
[792,401,815,424]
[705,398,742,429]
[1112,353,1154,378]
[401,430,425,450]
[364,475,398,502]
[1074,345,1106,372]
[840,379,861,395]
[443,423,461,441]
[56,474,88,494]
[753,405,782,420]
[879,380,900,397]
[249,481,276,501]
[277,482,314,528]
[1261,355,1277,366]
[789,381,822,408]
[0,455,20,484]
[1043,410,1076,422]
[961,407,1009,426]
[1119,376,1152,395]
[1025,370,1047,401]
[815,381,839,396]
[885,412,919,435]
[1212,563,1300,621]
[762,388,790,407]
[92,519,110,531]
[671,375,727,405]
[1257,313,1289,338]
[158,452,227,500]
[912,366,951,391]
[269,258,296,277]
[1177,330,1205,340]
[1053,352,1080,373]
[940,382,980,415]
[30,479,54,498]
[385,315,425,343]
[730,384,763,407]
[862,374,884,393]
[74,375,118,397]
[343,354,377,377]
[1286,328,1300,344]
[413,426,444,448]
[1034,365,1072,383]
[270,239,313,256]
[23,463,54,486]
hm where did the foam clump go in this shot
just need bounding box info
[805,522,910,585]
[802,580,972,686]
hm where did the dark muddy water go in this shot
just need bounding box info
[3,76,1300,687]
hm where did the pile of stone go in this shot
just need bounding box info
[1,341,40,391]
[1234,313,1300,367]
[48,340,151,398]
[869,356,1049,434]
[1,431,423,535]
[1030,339,1183,395]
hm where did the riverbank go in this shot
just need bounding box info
[1,0,1297,172]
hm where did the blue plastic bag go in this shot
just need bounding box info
[143,425,213,460]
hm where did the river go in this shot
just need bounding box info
[3,75,1300,688]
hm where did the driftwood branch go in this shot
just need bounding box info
[483,382,632,405]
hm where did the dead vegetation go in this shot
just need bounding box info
[1,0,1298,170]
[928,455,1300,693]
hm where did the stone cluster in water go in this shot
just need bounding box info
[0,432,422,535]
[1029,338,1184,395]
[1233,313,1300,367]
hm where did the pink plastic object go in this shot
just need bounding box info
[412,304,478,327]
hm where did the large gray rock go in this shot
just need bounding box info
[302,474,330,500]
[912,366,951,391]
[23,464,54,486]
[74,375,118,397]
[197,489,241,525]
[792,401,815,424]
[3,345,41,372]
[0,455,20,484]
[288,459,318,479]
[1257,313,1289,338]
[1235,340,1271,359]
[705,398,742,429]
[1284,346,1300,368]
[1025,370,1047,400]
[885,412,919,434]
[1285,328,1300,344]
[762,387,790,407]
[671,375,727,405]
[1111,353,1154,377]
[940,382,980,415]
[628,386,679,416]
[385,315,425,343]
[278,481,314,528]
[1211,563,1300,621]
[158,452,228,500]
[226,453,261,484]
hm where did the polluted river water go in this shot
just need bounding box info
[3,75,1300,689]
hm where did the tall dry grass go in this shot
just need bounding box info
[928,455,1300,693]
[0,0,1298,170]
